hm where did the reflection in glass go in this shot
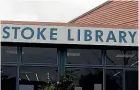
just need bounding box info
[22,47,57,64]
[19,67,58,90]
[66,68,103,90]
[125,71,138,90]
[106,69,123,90]
[1,66,17,90]
[106,50,124,65]
[124,50,138,66]
[67,49,102,65]
[1,46,17,62]
[106,50,138,66]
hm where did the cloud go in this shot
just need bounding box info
[0,0,107,22]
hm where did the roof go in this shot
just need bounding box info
[69,0,138,29]
[1,20,137,29]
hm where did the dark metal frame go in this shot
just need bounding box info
[1,42,138,90]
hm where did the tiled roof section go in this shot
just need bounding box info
[69,1,138,29]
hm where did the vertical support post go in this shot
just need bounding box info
[123,69,126,90]
[102,49,106,90]
[16,65,19,90]
[57,47,67,80]
[123,49,126,90]
[16,46,22,90]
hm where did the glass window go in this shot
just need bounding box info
[1,46,17,63]
[125,70,138,90]
[22,47,57,64]
[66,68,103,90]
[106,50,138,66]
[124,50,138,66]
[19,66,58,90]
[106,69,123,90]
[1,66,17,90]
[106,50,124,65]
[67,49,102,65]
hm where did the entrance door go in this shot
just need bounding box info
[125,70,138,90]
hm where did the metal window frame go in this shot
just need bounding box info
[1,44,60,90]
[1,46,18,63]
[66,49,103,66]
[1,43,138,90]
[105,49,138,67]
[21,47,58,65]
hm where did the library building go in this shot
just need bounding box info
[1,1,138,90]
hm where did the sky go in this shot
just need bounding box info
[0,0,107,22]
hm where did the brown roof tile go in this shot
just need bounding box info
[69,1,138,29]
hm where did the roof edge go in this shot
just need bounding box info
[69,1,112,23]
[1,20,138,29]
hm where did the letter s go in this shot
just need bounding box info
[3,26,10,39]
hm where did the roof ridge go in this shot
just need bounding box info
[69,0,112,23]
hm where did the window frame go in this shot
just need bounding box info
[1,46,18,63]
[66,48,103,66]
[21,46,58,65]
[105,48,138,68]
